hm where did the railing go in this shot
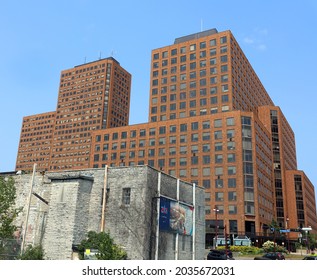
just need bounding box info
[0,238,22,260]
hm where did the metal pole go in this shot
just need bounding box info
[154,172,161,260]
[175,179,180,260]
[100,165,108,232]
[192,183,196,260]
[21,163,36,253]
[213,206,219,249]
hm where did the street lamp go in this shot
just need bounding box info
[213,206,220,249]
[286,217,290,252]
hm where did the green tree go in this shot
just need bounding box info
[0,176,21,238]
[18,245,45,260]
[78,231,127,260]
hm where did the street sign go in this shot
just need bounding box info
[279,229,290,233]
[302,227,312,231]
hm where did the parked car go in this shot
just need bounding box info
[303,255,317,260]
[207,249,234,260]
[254,252,285,260]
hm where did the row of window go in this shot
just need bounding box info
[153,36,228,60]
[95,118,235,142]
[152,56,228,71]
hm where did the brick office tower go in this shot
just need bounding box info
[49,58,131,171]
[89,29,317,244]
[16,57,131,172]
[16,111,56,171]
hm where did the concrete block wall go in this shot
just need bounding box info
[4,165,205,260]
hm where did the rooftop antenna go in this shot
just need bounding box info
[201,19,204,32]
[84,56,87,63]
[110,50,116,58]
[99,51,102,60]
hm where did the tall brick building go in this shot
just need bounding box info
[15,28,317,246]
[16,57,131,171]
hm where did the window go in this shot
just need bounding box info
[226,117,235,126]
[203,180,210,189]
[210,39,216,46]
[221,65,228,72]
[169,136,177,144]
[228,178,236,188]
[210,87,217,95]
[191,122,199,130]
[216,192,224,201]
[214,130,222,140]
[210,58,216,65]
[129,151,135,158]
[130,141,136,148]
[191,133,199,142]
[228,153,236,163]
[191,168,198,176]
[215,142,223,151]
[94,154,99,162]
[180,146,187,154]
[215,154,223,163]
[148,149,155,157]
[229,205,237,214]
[159,148,165,156]
[220,36,227,44]
[203,167,210,176]
[200,41,206,49]
[169,147,176,155]
[221,55,228,63]
[203,155,210,164]
[180,135,187,143]
[228,166,236,175]
[210,96,218,104]
[103,144,109,151]
[222,95,229,102]
[169,158,176,167]
[202,132,210,141]
[191,156,198,165]
[228,192,237,201]
[214,119,222,127]
[210,48,216,56]
[202,144,210,152]
[122,188,131,205]
[159,126,166,134]
[215,179,223,188]
[130,130,136,138]
[215,167,223,176]
[202,121,210,129]
[180,157,187,166]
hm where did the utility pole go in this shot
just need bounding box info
[21,163,36,253]
[213,206,219,249]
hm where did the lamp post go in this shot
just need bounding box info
[213,206,219,249]
[286,217,290,252]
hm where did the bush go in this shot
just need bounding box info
[78,231,127,260]
[217,245,262,255]
[18,245,45,260]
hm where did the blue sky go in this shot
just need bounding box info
[1,0,316,196]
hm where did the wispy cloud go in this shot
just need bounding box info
[243,28,268,51]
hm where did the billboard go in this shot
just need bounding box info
[159,197,193,236]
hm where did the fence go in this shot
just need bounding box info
[0,238,22,260]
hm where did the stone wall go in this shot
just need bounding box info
[2,166,205,260]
